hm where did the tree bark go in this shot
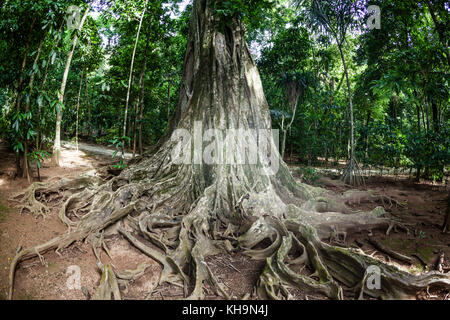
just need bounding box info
[123,0,149,156]
[281,82,300,159]
[338,44,362,186]
[365,110,371,159]
[52,8,89,166]
[426,0,450,66]
[13,17,37,176]
[431,99,439,133]
[75,70,85,152]
[14,17,37,113]
[36,22,65,150]
[85,76,91,138]
[167,74,171,122]
[135,30,151,157]
[22,35,45,182]
[443,191,450,233]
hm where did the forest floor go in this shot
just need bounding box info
[0,142,448,300]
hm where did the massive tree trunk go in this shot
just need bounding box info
[8,0,450,300]
[52,8,89,166]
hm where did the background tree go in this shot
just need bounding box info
[299,0,365,185]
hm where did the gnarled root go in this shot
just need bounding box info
[8,181,138,299]
[7,159,450,300]
[9,175,103,218]
[10,182,53,217]
[248,216,450,300]
[93,264,121,300]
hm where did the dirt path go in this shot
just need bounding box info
[61,141,133,160]
[0,142,154,300]
[0,143,449,300]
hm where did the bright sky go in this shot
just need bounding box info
[167,0,191,18]
[89,1,191,19]
[177,0,191,13]
[89,1,192,48]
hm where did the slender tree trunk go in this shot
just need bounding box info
[338,44,362,186]
[281,83,300,159]
[22,35,45,182]
[281,130,287,160]
[280,115,286,159]
[426,0,450,66]
[338,45,354,161]
[431,99,439,133]
[13,17,37,176]
[421,104,426,133]
[167,74,171,122]
[132,98,140,158]
[138,106,145,155]
[416,104,421,181]
[134,32,150,157]
[14,17,37,113]
[289,128,294,161]
[75,70,85,152]
[85,76,91,138]
[36,22,65,150]
[36,61,50,150]
[53,8,89,166]
[425,96,430,133]
[123,0,149,157]
[138,46,150,156]
[365,110,371,159]
[443,191,450,233]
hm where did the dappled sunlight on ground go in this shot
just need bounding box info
[59,148,92,169]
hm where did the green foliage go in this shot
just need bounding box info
[28,150,51,169]
[0,0,447,184]
[96,127,120,146]
[404,129,450,181]
[9,110,35,153]
[110,135,131,169]
[211,0,275,28]
[297,167,320,184]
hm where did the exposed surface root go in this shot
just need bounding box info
[367,238,413,265]
[6,0,450,299]
[93,264,121,300]
[8,158,449,300]
[9,175,102,218]
[342,190,406,209]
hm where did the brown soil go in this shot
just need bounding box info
[0,142,158,300]
[0,144,449,300]
[295,171,450,299]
